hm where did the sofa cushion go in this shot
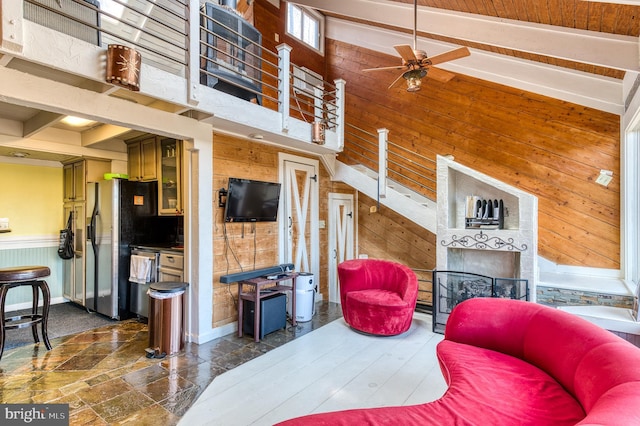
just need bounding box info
[435,340,586,425]
[345,289,414,335]
[276,340,586,426]
[347,289,408,309]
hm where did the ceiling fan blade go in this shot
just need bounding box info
[394,45,418,63]
[424,47,470,66]
[388,72,406,90]
[362,65,407,72]
[426,67,456,83]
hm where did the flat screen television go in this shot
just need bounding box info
[225,178,282,222]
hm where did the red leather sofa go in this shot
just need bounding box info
[277,298,640,425]
[338,259,418,336]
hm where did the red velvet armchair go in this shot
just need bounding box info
[338,259,418,336]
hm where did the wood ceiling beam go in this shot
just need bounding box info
[292,0,639,71]
[81,124,133,147]
[22,111,63,139]
[329,18,624,114]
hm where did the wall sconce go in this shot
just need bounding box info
[312,121,325,145]
[106,45,141,91]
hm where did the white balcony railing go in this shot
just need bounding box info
[8,0,344,149]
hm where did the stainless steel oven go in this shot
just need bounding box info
[129,249,159,318]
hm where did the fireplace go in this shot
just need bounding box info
[435,156,538,333]
[432,270,529,334]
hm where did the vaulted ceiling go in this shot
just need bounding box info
[293,0,640,113]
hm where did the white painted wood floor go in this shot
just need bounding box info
[179,313,447,426]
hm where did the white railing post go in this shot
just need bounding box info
[334,79,346,150]
[313,86,323,123]
[188,0,201,106]
[1,0,24,53]
[378,128,388,199]
[277,43,292,132]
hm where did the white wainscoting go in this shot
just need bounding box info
[0,235,65,311]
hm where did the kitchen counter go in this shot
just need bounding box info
[130,244,184,253]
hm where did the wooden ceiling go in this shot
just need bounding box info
[320,0,640,80]
[404,0,638,78]
[304,0,640,87]
[403,0,639,36]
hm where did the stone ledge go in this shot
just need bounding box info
[536,286,634,309]
[539,271,632,296]
[558,305,640,335]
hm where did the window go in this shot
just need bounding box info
[286,3,324,53]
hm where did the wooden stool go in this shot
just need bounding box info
[0,266,52,359]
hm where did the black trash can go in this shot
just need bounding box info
[147,282,188,357]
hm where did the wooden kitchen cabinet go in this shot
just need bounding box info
[62,203,85,305]
[63,159,111,201]
[158,251,184,281]
[61,158,109,305]
[158,138,183,215]
[127,137,158,181]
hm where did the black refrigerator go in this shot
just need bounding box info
[85,179,157,319]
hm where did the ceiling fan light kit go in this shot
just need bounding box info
[403,69,427,92]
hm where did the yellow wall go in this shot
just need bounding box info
[0,162,63,236]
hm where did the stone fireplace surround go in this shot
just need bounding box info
[435,156,538,322]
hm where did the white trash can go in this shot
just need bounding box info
[287,273,315,322]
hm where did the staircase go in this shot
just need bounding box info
[333,161,437,233]
[336,124,438,233]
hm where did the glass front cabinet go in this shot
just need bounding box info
[158,138,183,215]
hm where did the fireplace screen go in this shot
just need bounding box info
[432,270,528,334]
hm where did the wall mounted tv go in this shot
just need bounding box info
[225,178,282,222]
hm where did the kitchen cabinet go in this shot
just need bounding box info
[127,137,158,181]
[62,203,86,305]
[158,251,184,281]
[63,159,110,201]
[158,138,183,215]
[62,158,110,305]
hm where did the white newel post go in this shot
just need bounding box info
[313,86,323,123]
[334,79,346,150]
[187,0,201,106]
[378,128,389,199]
[1,1,24,53]
[277,44,292,132]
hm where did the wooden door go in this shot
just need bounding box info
[328,193,355,303]
[279,155,319,281]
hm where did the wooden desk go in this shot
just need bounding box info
[237,273,298,342]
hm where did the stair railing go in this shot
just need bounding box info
[341,123,438,202]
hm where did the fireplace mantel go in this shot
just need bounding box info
[436,156,538,299]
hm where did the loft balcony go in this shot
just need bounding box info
[0,0,344,155]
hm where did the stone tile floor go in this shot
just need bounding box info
[0,302,343,425]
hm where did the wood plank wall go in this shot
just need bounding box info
[326,39,621,270]
[212,133,353,328]
[254,0,324,76]
[358,193,436,304]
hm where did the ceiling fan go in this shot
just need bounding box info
[362,0,470,92]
